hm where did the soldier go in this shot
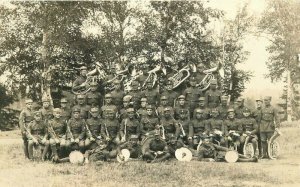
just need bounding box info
[217,95,229,120]
[72,94,90,120]
[141,79,159,106]
[234,97,247,119]
[176,109,190,145]
[157,96,173,118]
[137,97,148,120]
[60,98,71,122]
[161,80,178,107]
[19,99,34,159]
[119,108,140,143]
[48,108,68,160]
[253,97,263,157]
[110,79,125,110]
[140,105,160,139]
[26,111,49,161]
[85,107,102,150]
[260,96,280,159]
[117,135,142,159]
[223,108,243,151]
[164,134,186,159]
[206,108,226,147]
[205,79,221,108]
[128,80,142,109]
[86,82,102,107]
[183,76,203,118]
[239,107,258,156]
[174,95,190,120]
[188,109,210,149]
[100,94,117,118]
[194,63,207,85]
[40,97,53,121]
[193,96,210,120]
[143,132,169,163]
[119,95,133,121]
[66,107,86,153]
[72,66,88,92]
[160,107,180,141]
[136,63,150,87]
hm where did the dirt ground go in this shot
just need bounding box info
[0,126,299,187]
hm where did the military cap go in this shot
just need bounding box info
[103,108,114,113]
[141,98,147,102]
[221,95,228,101]
[60,98,68,103]
[90,107,99,112]
[25,99,33,104]
[126,108,135,113]
[264,96,272,100]
[146,105,153,109]
[237,97,244,102]
[190,76,196,82]
[130,135,139,139]
[198,97,205,101]
[90,82,98,86]
[256,97,263,102]
[77,94,85,99]
[161,95,168,100]
[194,108,204,114]
[113,79,121,84]
[243,107,251,113]
[123,95,132,102]
[131,81,139,86]
[210,79,217,84]
[227,108,235,113]
[79,66,87,70]
[154,132,160,136]
[53,108,61,113]
[201,134,210,140]
[211,108,219,113]
[34,110,42,116]
[105,94,112,98]
[179,109,187,114]
[164,107,172,112]
[42,97,50,102]
[169,134,177,139]
[73,107,81,113]
[178,95,185,100]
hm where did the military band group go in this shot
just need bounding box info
[19,64,280,164]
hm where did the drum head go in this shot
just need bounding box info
[117,149,130,163]
[69,151,84,164]
[225,150,239,163]
[175,148,193,162]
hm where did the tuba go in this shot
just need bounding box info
[168,65,191,89]
[268,128,282,159]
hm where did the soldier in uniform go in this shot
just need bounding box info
[117,135,142,159]
[206,108,226,147]
[86,82,102,107]
[136,63,149,87]
[217,95,229,120]
[253,97,263,157]
[223,108,243,151]
[141,79,159,106]
[128,80,142,109]
[188,108,210,149]
[157,96,173,118]
[195,63,207,86]
[143,132,169,163]
[174,95,190,120]
[40,97,53,121]
[110,79,125,110]
[19,99,34,159]
[234,97,248,119]
[66,107,86,153]
[164,134,186,159]
[119,108,140,143]
[239,107,258,156]
[260,96,279,159]
[205,79,221,108]
[100,94,117,118]
[85,107,102,150]
[60,98,71,122]
[183,76,203,118]
[119,95,133,121]
[161,80,178,108]
[72,94,90,120]
[176,109,190,145]
[72,66,88,92]
[26,111,49,160]
[193,96,211,120]
[140,105,160,139]
[160,107,179,141]
[48,108,68,160]
[137,97,148,120]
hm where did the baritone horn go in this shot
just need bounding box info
[168,65,191,89]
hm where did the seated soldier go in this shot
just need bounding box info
[86,82,102,107]
[140,105,160,139]
[223,108,243,152]
[85,107,102,150]
[120,108,140,143]
[164,134,186,159]
[176,109,190,145]
[197,135,258,162]
[160,107,179,141]
[118,135,142,160]
[119,95,133,121]
[239,107,258,156]
[174,95,190,120]
[26,111,49,161]
[48,108,68,161]
[217,95,229,120]
[193,96,210,120]
[157,96,170,118]
[143,133,169,163]
[66,107,86,153]
[206,108,226,147]
[136,97,147,120]
[188,108,210,149]
[204,79,221,109]
[101,94,118,118]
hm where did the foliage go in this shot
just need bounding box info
[0,84,16,130]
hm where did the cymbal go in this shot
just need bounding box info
[117,149,130,163]
[175,147,193,162]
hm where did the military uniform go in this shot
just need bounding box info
[118,135,142,158]
[176,109,190,145]
[66,112,86,152]
[234,98,247,119]
[189,113,209,148]
[183,76,203,117]
[85,114,102,150]
[160,107,180,140]
[165,137,185,158]
[157,96,174,118]
[86,88,102,107]
[109,80,125,109]
[60,98,71,122]
[174,95,190,120]
[217,95,229,120]
[72,66,88,92]
[206,109,226,146]
[140,107,160,137]
[141,86,159,106]
[100,112,120,143]
[204,79,221,108]
[128,81,142,109]
[193,97,210,119]
[119,108,140,141]
[143,134,168,162]
[223,109,243,150]
[101,94,118,118]
[161,80,179,107]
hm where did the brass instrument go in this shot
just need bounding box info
[159,125,166,140]
[168,65,191,89]
[268,128,282,159]
[141,64,163,89]
[104,123,110,140]
[178,122,186,137]
[195,73,215,91]
[66,124,75,141]
[84,120,93,140]
[121,119,127,142]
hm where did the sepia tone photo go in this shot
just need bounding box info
[0,0,299,186]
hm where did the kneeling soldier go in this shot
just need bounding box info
[26,111,49,161]
[85,107,102,150]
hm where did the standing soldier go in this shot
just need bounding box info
[26,111,49,161]
[217,95,230,120]
[72,66,88,92]
[174,95,190,120]
[140,105,160,139]
[101,94,118,118]
[86,82,102,108]
[160,107,180,141]
[157,96,173,118]
[253,97,263,157]
[136,63,149,87]
[161,80,178,107]
[188,108,210,149]
[60,98,71,122]
[48,108,68,160]
[260,96,279,159]
[205,79,221,109]
[176,109,190,145]
[19,99,34,159]
[183,76,203,118]
[128,80,142,109]
[120,108,140,142]
[85,107,102,150]
[194,97,211,120]
[137,97,148,120]
[119,95,133,121]
[110,79,125,110]
[234,97,248,119]
[40,97,53,121]
[195,63,207,86]
[206,108,226,147]
[66,107,86,153]
[72,94,90,120]
[141,79,159,106]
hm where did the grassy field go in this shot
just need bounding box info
[0,125,300,187]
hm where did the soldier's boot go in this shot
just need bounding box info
[238,156,258,162]
[51,144,59,162]
[41,144,49,161]
[143,152,155,162]
[23,139,30,159]
[261,141,268,159]
[28,141,34,160]
[152,153,171,163]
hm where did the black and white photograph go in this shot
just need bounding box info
[0,0,299,186]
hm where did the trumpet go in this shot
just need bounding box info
[178,122,186,137]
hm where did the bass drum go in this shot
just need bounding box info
[268,140,280,159]
[243,136,254,158]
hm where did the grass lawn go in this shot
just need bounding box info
[0,126,300,187]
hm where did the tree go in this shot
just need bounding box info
[0,84,15,130]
